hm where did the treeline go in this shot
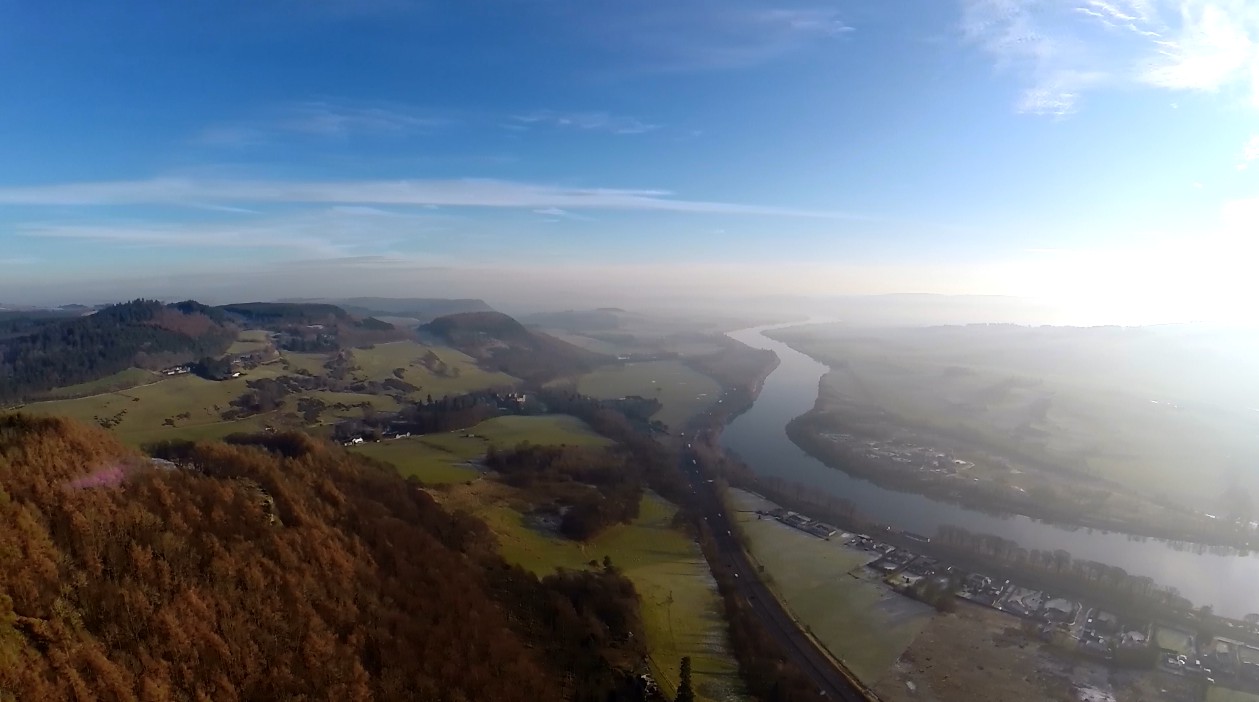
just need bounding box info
[0,300,235,403]
[696,525,826,702]
[0,415,648,701]
[218,301,350,323]
[486,444,643,540]
[422,311,608,383]
[935,525,1193,614]
[221,373,423,422]
[683,342,777,394]
[333,390,519,441]
[485,560,651,701]
[539,388,688,505]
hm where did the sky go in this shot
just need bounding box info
[1,0,1258,322]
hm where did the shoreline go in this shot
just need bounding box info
[785,410,1257,553]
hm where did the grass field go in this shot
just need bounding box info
[227,329,272,355]
[351,415,608,484]
[1154,625,1196,655]
[731,490,933,682]
[279,352,329,375]
[22,365,291,446]
[350,437,482,484]
[435,482,746,702]
[31,367,158,400]
[350,341,518,396]
[302,391,402,420]
[1208,688,1259,702]
[571,360,722,430]
[470,414,611,447]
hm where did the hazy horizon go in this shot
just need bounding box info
[4,1,1259,326]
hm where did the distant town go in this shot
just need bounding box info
[760,505,1259,693]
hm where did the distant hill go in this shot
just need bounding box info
[215,302,406,351]
[286,297,494,324]
[0,300,235,403]
[521,308,636,333]
[421,311,607,382]
[217,302,351,325]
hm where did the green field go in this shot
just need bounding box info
[1208,689,1259,702]
[302,391,402,420]
[351,437,481,484]
[571,360,722,430]
[466,494,746,702]
[22,366,291,446]
[227,329,272,355]
[31,367,158,400]
[354,415,610,484]
[469,414,611,448]
[350,341,518,396]
[279,352,329,375]
[731,490,932,682]
[1154,625,1196,655]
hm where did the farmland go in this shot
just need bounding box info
[437,481,746,702]
[771,323,1259,516]
[1208,689,1259,702]
[381,411,744,702]
[350,436,481,484]
[731,490,933,682]
[21,365,291,446]
[349,341,519,396]
[352,415,609,485]
[227,329,273,355]
[571,359,722,430]
[29,367,158,400]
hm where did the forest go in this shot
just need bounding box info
[538,388,688,505]
[0,301,235,403]
[421,311,607,382]
[485,443,644,540]
[0,415,651,701]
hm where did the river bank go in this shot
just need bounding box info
[786,411,1256,550]
[720,323,1259,618]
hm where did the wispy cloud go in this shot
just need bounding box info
[194,100,447,145]
[532,206,595,221]
[14,207,450,258]
[512,111,660,135]
[566,1,854,72]
[961,0,1259,116]
[0,176,870,219]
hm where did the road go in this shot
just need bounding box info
[680,436,876,702]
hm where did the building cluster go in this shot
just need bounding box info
[764,508,839,539]
[821,431,975,475]
[761,504,1259,694]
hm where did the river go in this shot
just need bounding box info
[722,323,1259,618]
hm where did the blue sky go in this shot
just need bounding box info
[1,0,1258,320]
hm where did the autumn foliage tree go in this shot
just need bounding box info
[0,414,644,701]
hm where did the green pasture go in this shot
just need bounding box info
[571,360,722,430]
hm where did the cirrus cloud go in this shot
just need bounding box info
[961,0,1259,116]
[0,176,872,220]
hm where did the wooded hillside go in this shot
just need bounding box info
[421,311,607,382]
[0,415,647,701]
[0,301,235,403]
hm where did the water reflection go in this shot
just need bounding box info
[722,323,1259,617]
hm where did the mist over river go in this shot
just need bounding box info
[722,323,1259,618]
